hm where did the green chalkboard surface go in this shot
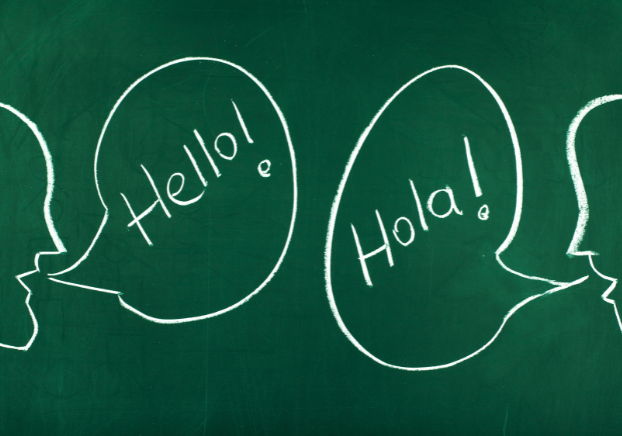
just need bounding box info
[1,0,621,434]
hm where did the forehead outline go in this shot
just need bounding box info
[566,95,622,257]
[0,103,65,253]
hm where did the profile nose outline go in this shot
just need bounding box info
[0,102,65,351]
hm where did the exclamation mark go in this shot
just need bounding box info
[232,100,254,144]
[464,136,482,197]
[464,136,489,220]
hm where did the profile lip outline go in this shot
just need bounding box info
[0,102,65,351]
[565,94,622,332]
[48,57,298,324]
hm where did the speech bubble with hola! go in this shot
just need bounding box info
[49,58,297,323]
[325,65,588,371]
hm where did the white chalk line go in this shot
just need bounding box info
[0,270,40,351]
[116,293,261,324]
[350,210,394,287]
[588,255,621,332]
[426,186,463,218]
[140,164,172,218]
[194,129,221,178]
[409,179,429,231]
[345,274,586,371]
[0,103,65,254]
[232,100,254,144]
[496,256,567,287]
[464,136,482,197]
[325,65,577,371]
[258,159,271,177]
[121,193,155,246]
[214,132,237,160]
[166,172,205,206]
[564,95,622,333]
[48,277,122,295]
[183,145,208,187]
[0,103,66,351]
[566,95,622,257]
[47,57,298,324]
[392,217,415,247]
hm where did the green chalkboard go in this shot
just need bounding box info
[0,0,621,434]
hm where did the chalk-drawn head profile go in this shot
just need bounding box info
[566,95,622,330]
[325,65,585,371]
[49,58,297,324]
[0,103,65,350]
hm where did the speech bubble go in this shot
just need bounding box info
[49,58,297,324]
[325,65,587,371]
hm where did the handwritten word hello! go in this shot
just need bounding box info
[120,100,270,247]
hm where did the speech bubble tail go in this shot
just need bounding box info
[48,211,109,277]
[0,102,66,255]
[495,254,574,287]
[48,277,122,295]
[0,269,42,351]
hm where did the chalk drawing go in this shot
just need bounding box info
[47,57,298,324]
[325,65,586,370]
[0,103,65,350]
